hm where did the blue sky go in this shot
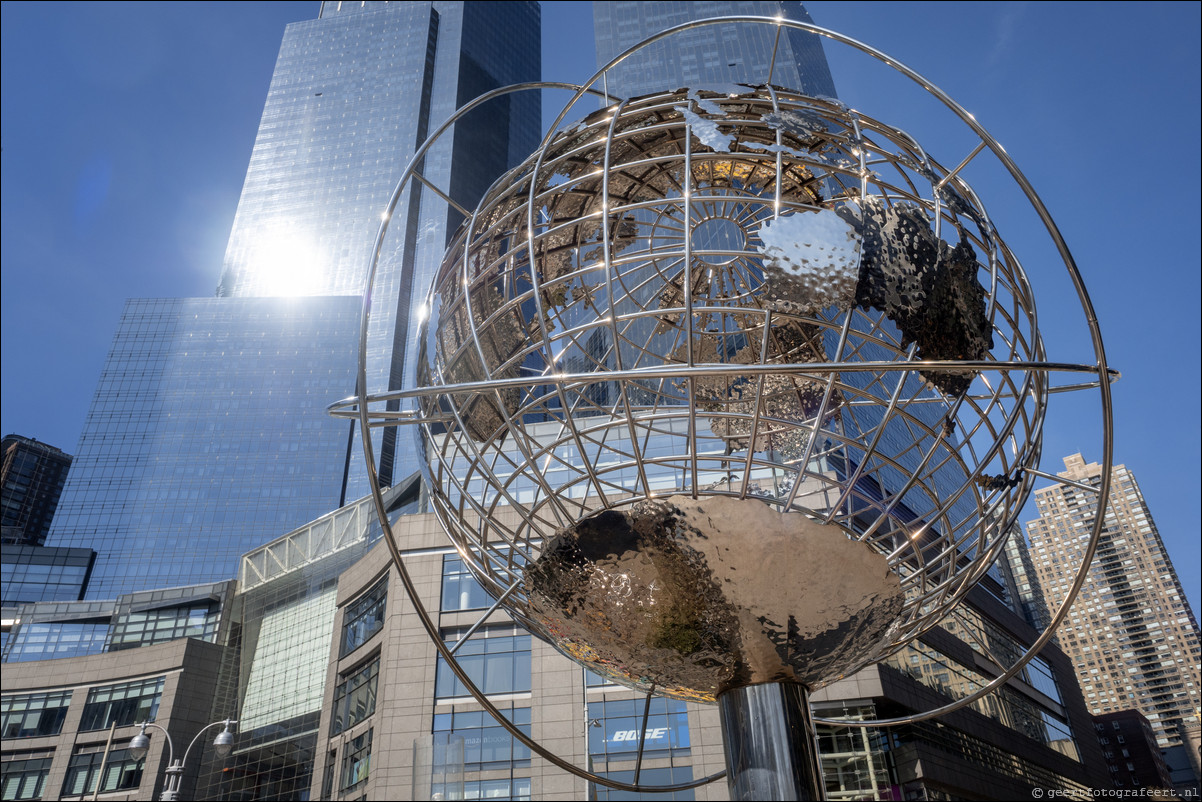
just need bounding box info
[2,2,1199,614]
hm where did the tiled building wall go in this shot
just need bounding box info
[1,638,223,801]
[311,511,734,801]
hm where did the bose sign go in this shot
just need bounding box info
[609,727,670,743]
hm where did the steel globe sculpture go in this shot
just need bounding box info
[331,17,1116,801]
[417,84,1032,699]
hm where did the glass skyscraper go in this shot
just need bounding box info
[219,1,540,490]
[44,297,361,599]
[593,0,837,100]
[42,2,541,598]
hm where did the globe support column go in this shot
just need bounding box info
[718,682,823,801]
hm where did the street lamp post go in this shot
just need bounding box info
[129,719,237,801]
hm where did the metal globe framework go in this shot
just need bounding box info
[330,16,1116,797]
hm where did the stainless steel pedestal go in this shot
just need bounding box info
[718,682,823,801]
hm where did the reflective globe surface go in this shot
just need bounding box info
[526,495,905,701]
[415,86,1044,697]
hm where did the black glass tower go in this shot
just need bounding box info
[1,434,72,548]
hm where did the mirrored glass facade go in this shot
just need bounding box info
[37,0,539,604]
[887,718,1093,797]
[217,1,540,491]
[593,1,836,100]
[219,1,537,302]
[44,297,360,599]
[0,545,94,606]
[2,581,233,663]
[885,638,1079,760]
[0,3,1124,800]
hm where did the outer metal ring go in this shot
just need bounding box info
[334,15,1115,789]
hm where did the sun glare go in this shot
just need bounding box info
[249,227,324,296]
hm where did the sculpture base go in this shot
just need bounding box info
[718,682,823,801]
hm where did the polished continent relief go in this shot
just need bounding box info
[526,495,905,701]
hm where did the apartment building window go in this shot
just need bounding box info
[330,656,379,736]
[432,706,531,771]
[1,690,71,739]
[1,750,54,800]
[591,767,695,801]
[61,743,143,797]
[320,750,336,800]
[436,625,531,699]
[78,677,164,732]
[441,555,492,611]
[340,728,372,792]
[341,577,386,657]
